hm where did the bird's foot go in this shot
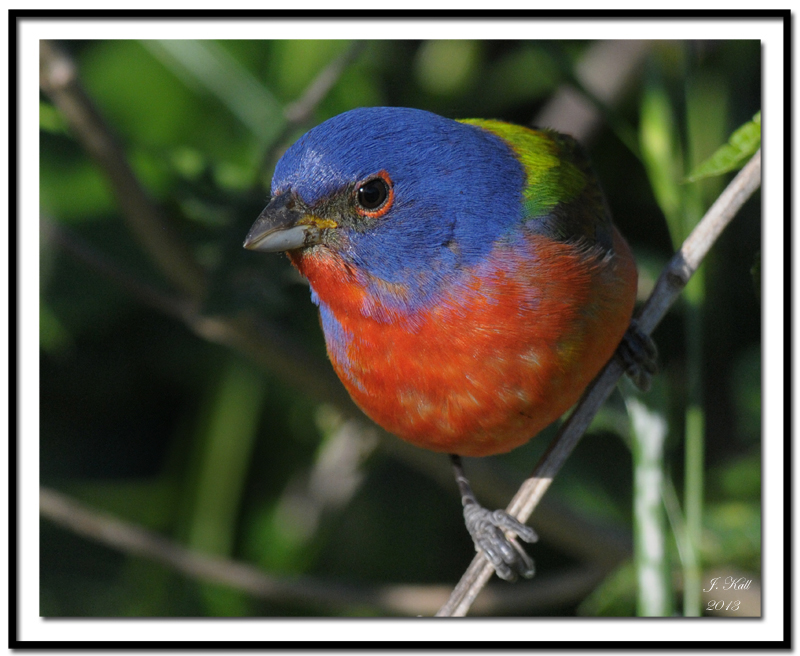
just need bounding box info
[463,502,538,582]
[450,454,538,582]
[617,319,658,391]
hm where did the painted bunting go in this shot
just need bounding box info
[245,107,652,581]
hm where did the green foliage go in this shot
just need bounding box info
[685,113,761,182]
[578,562,637,616]
[39,39,761,618]
[639,81,684,235]
[415,40,483,96]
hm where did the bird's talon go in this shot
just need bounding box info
[509,536,535,577]
[490,509,539,543]
[617,320,658,391]
[463,504,537,581]
[495,563,516,583]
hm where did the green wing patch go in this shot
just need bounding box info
[460,119,587,219]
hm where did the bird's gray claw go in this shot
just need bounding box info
[463,504,538,582]
[617,319,658,391]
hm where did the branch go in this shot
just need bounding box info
[40,486,605,616]
[39,40,206,300]
[43,219,356,412]
[437,150,762,617]
[283,42,366,126]
[39,486,400,614]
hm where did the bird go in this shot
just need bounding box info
[244,106,653,581]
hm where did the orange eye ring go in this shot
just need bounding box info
[355,170,394,218]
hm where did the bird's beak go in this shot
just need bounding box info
[243,194,329,253]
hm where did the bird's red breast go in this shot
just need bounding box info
[290,227,636,457]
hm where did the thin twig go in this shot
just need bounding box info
[283,42,367,125]
[43,220,355,412]
[437,150,762,617]
[39,486,406,614]
[39,40,206,300]
[40,486,603,616]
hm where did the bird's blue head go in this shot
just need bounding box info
[244,107,526,310]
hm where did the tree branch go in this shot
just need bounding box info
[283,41,366,126]
[40,486,604,616]
[39,486,402,614]
[436,150,762,617]
[39,40,206,300]
[42,219,356,412]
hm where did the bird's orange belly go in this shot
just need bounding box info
[296,230,637,457]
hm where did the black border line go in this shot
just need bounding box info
[10,7,791,650]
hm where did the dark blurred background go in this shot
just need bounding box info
[38,39,761,617]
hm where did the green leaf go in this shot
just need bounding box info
[684,112,761,182]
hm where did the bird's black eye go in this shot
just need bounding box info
[356,178,389,211]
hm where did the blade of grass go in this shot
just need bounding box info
[184,355,266,615]
[680,73,729,616]
[143,40,284,144]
